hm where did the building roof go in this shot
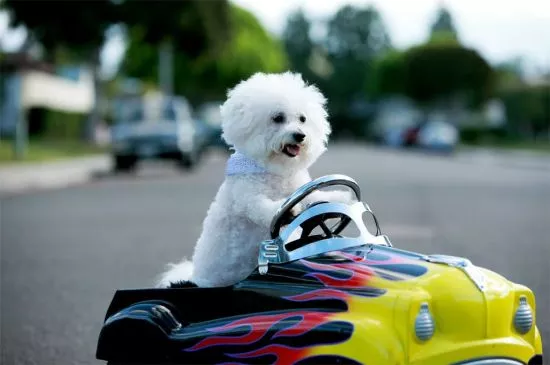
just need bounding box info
[0,52,55,74]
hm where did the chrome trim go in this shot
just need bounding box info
[414,302,435,341]
[423,254,487,292]
[453,360,523,365]
[270,174,361,239]
[259,200,389,275]
[514,296,533,334]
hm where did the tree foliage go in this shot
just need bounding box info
[122,4,287,104]
[118,0,230,59]
[2,0,230,63]
[499,84,550,138]
[324,5,391,95]
[373,43,495,108]
[429,6,459,43]
[320,5,391,135]
[370,50,406,97]
[405,43,494,106]
[325,5,390,61]
[3,0,117,60]
[213,6,287,88]
[282,9,316,82]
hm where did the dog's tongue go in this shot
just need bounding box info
[284,144,300,157]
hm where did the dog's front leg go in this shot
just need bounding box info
[233,194,300,228]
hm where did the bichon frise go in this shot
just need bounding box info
[157,71,353,288]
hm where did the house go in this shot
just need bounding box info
[0,52,94,138]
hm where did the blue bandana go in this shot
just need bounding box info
[225,151,267,176]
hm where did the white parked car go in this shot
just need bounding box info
[110,94,208,172]
[416,120,459,152]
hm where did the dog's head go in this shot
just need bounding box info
[220,72,331,174]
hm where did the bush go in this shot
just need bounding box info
[459,126,508,144]
[498,84,550,139]
[27,107,87,140]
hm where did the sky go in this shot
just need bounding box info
[231,0,550,75]
[1,0,549,78]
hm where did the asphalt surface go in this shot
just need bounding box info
[1,143,549,364]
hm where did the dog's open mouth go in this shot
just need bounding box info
[282,144,301,157]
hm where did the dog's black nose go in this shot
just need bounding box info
[293,132,306,143]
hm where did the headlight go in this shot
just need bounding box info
[514,296,533,334]
[415,302,435,341]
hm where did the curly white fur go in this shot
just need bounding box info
[156,71,353,288]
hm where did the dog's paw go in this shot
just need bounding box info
[308,189,356,206]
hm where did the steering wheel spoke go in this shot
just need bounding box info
[299,213,339,240]
[318,219,334,237]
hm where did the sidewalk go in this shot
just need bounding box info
[455,146,550,171]
[0,155,111,196]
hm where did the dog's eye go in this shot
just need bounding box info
[272,113,285,124]
[299,115,306,123]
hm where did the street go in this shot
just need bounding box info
[1,143,549,364]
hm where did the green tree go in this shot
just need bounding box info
[322,5,391,136]
[403,43,494,108]
[370,49,407,97]
[118,0,230,61]
[211,5,287,92]
[121,4,287,104]
[372,42,494,110]
[117,0,230,96]
[325,5,390,61]
[500,84,550,139]
[494,58,525,90]
[429,6,459,43]
[282,9,315,81]
[3,0,117,61]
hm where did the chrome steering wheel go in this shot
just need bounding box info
[259,174,390,275]
[269,174,361,240]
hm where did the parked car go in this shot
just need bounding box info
[403,119,459,153]
[110,94,209,172]
[195,101,230,152]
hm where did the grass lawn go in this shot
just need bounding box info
[0,139,108,165]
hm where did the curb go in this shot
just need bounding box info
[455,147,550,171]
[0,155,112,196]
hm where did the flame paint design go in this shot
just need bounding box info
[228,344,315,364]
[283,288,350,302]
[301,258,374,288]
[185,311,335,352]
[180,247,427,363]
[338,250,407,265]
[299,249,428,286]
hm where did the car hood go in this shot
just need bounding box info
[240,244,541,361]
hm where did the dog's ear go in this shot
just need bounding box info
[220,97,248,148]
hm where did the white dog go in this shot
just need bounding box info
[157,71,353,288]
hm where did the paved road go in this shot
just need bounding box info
[1,143,549,364]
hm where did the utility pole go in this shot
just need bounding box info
[12,72,27,160]
[158,39,174,96]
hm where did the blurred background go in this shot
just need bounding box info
[0,0,549,156]
[0,0,549,364]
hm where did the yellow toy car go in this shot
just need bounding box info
[96,175,543,364]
